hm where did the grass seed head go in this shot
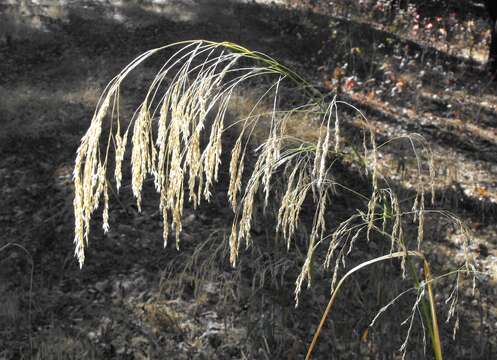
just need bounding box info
[71,44,474,353]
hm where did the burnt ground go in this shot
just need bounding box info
[1,1,497,359]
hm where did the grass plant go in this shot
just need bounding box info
[73,40,476,358]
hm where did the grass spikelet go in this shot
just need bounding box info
[186,128,202,207]
[229,222,239,266]
[295,184,328,302]
[312,100,335,191]
[131,105,153,212]
[202,97,227,201]
[161,200,169,248]
[73,94,112,267]
[102,181,110,233]
[114,129,129,192]
[237,154,264,251]
[277,160,310,248]
[261,79,284,209]
[228,135,244,211]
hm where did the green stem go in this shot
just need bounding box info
[406,257,442,360]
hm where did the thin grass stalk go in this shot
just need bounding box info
[305,251,442,360]
[423,259,443,360]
